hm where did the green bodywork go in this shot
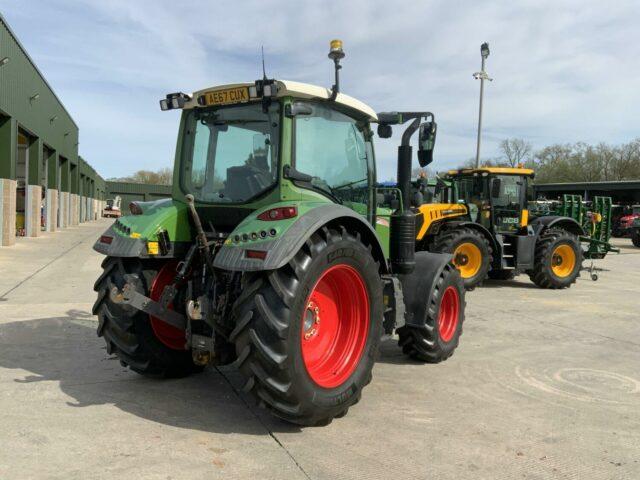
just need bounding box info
[103,95,393,262]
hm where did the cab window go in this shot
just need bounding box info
[294,104,369,206]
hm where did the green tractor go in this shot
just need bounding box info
[92,41,465,426]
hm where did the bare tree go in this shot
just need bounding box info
[109,167,173,185]
[499,138,532,167]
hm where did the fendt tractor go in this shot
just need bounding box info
[409,167,615,289]
[92,41,466,426]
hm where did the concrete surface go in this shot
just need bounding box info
[0,219,638,479]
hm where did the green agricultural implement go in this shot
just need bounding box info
[92,41,466,426]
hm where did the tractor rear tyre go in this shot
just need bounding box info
[230,226,383,426]
[488,269,516,281]
[93,257,203,377]
[632,230,640,247]
[397,262,465,363]
[432,227,492,290]
[529,229,582,289]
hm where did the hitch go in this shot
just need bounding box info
[110,283,186,330]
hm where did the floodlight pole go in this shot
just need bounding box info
[474,43,492,168]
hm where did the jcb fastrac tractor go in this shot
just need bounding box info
[414,167,599,290]
[92,41,465,426]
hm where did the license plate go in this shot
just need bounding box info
[203,87,250,106]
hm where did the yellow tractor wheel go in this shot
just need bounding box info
[432,227,492,290]
[529,229,582,289]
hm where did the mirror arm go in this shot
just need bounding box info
[401,118,421,145]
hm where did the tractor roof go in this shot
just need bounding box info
[185,80,378,121]
[447,167,535,177]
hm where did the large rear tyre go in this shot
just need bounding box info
[632,230,640,247]
[93,257,203,377]
[432,227,492,290]
[397,262,465,363]
[529,229,582,289]
[230,226,383,426]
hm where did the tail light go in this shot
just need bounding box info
[257,206,297,221]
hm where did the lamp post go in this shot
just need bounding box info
[473,42,492,168]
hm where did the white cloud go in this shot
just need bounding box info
[1,0,639,179]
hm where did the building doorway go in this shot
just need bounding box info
[16,131,28,236]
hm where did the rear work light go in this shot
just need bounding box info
[257,206,297,221]
[159,92,191,111]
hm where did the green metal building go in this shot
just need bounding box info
[105,181,172,209]
[0,12,105,246]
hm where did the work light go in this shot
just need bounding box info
[481,42,490,58]
[328,39,345,60]
[159,92,191,111]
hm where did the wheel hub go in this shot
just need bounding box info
[452,242,482,278]
[454,253,469,266]
[303,300,321,340]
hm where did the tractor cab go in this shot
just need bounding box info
[445,167,534,234]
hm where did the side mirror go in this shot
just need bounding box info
[417,121,437,167]
[491,178,502,198]
[285,102,313,117]
[377,124,392,138]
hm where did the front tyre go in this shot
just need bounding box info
[432,227,492,290]
[397,262,465,363]
[632,230,640,247]
[231,226,383,426]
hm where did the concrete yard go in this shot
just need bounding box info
[0,218,638,480]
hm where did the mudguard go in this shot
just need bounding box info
[399,251,455,328]
[93,198,192,258]
[213,203,388,272]
[529,216,586,236]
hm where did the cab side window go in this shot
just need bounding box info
[295,105,369,200]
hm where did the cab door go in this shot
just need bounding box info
[490,175,524,233]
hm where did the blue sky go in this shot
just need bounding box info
[1,0,639,180]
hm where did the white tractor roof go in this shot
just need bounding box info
[186,80,378,121]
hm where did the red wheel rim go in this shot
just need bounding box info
[300,264,370,388]
[149,261,186,350]
[438,286,460,342]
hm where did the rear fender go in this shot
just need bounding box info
[93,198,192,258]
[213,202,388,272]
[530,216,586,236]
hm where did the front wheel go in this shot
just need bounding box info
[397,260,465,363]
[230,226,383,426]
[432,227,492,290]
[632,230,640,247]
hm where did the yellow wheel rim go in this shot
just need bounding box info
[452,242,482,278]
[551,244,576,278]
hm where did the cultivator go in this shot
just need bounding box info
[530,194,618,259]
